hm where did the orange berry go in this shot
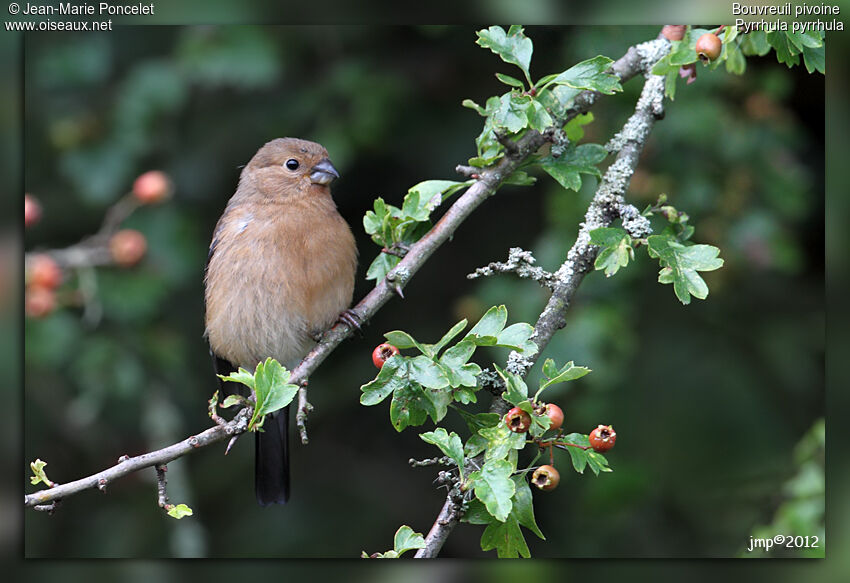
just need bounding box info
[132,170,172,204]
[27,254,62,290]
[109,229,147,267]
[26,286,56,318]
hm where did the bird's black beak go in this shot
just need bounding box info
[310,158,340,186]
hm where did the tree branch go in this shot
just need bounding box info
[24,32,669,517]
[25,408,251,508]
[414,37,670,559]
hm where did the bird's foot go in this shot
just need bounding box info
[337,308,363,332]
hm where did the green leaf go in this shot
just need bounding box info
[461,498,492,525]
[495,72,525,88]
[802,44,825,74]
[456,409,500,435]
[725,43,746,75]
[476,25,533,81]
[504,170,537,186]
[647,235,724,305]
[220,394,244,408]
[767,31,800,67]
[495,364,529,405]
[389,384,430,432]
[740,30,770,56]
[511,475,545,539]
[392,525,426,556]
[30,459,51,487]
[495,323,537,355]
[466,305,508,340]
[409,355,450,389]
[384,330,429,354]
[589,227,634,277]
[563,112,594,142]
[432,319,468,354]
[217,368,255,391]
[480,517,530,558]
[469,459,516,522]
[365,252,400,282]
[462,98,488,115]
[167,503,193,519]
[360,356,407,406]
[561,433,612,475]
[538,360,591,392]
[479,422,526,461]
[252,358,299,420]
[541,143,607,192]
[439,341,480,388]
[541,55,621,94]
[420,427,465,479]
[492,93,531,133]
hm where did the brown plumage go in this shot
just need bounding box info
[204,137,357,505]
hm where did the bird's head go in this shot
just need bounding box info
[244,137,340,199]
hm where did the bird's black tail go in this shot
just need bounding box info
[254,405,290,506]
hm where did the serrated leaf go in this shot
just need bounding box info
[365,252,400,282]
[420,428,465,479]
[167,504,193,519]
[217,368,255,391]
[456,409,500,434]
[476,25,533,80]
[466,305,508,340]
[492,93,531,133]
[389,384,430,432]
[725,43,746,75]
[252,358,299,421]
[802,44,825,74]
[511,475,545,539]
[504,170,537,186]
[563,112,594,142]
[494,364,528,405]
[30,459,51,486]
[538,360,591,393]
[470,459,516,522]
[541,143,607,192]
[495,323,537,355]
[384,330,428,354]
[432,319,468,354]
[480,517,530,558]
[647,235,724,305]
[768,31,800,67]
[461,498,492,525]
[542,55,621,94]
[589,227,633,277]
[462,98,488,116]
[360,356,407,406]
[479,422,527,461]
[393,525,426,556]
[409,355,450,389]
[740,30,771,56]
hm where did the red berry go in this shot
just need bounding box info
[27,254,62,290]
[132,170,172,204]
[588,424,617,453]
[109,229,147,267]
[505,406,532,433]
[372,343,400,368]
[531,465,560,491]
[26,286,56,318]
[661,25,686,41]
[695,33,722,62]
[543,403,564,431]
[25,194,42,228]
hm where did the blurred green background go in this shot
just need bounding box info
[22,26,824,559]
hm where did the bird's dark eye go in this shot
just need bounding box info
[285,159,300,170]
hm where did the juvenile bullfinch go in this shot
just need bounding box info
[204,137,357,506]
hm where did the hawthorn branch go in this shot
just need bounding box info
[414,38,670,560]
[24,408,251,508]
[24,32,669,516]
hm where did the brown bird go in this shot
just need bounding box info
[204,137,357,506]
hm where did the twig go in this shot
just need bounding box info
[296,386,313,445]
[25,408,251,508]
[155,464,169,509]
[409,456,454,468]
[467,247,556,289]
[414,33,670,559]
